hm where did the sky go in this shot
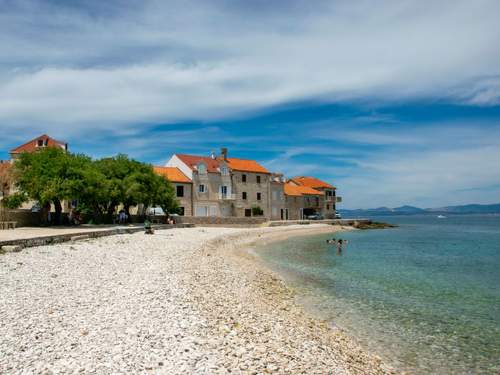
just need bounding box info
[1,0,500,208]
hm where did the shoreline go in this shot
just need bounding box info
[0,224,393,374]
[186,224,393,374]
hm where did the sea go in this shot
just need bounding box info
[255,215,500,374]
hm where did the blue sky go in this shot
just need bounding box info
[1,0,500,208]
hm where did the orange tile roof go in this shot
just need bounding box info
[10,134,67,154]
[176,154,270,174]
[292,176,335,189]
[226,157,270,174]
[176,154,221,173]
[284,182,322,196]
[154,166,192,183]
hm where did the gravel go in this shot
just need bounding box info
[0,225,393,374]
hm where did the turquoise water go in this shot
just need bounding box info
[256,215,500,374]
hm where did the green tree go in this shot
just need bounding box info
[8,149,179,225]
[151,173,179,215]
[10,147,72,224]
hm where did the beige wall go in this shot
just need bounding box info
[191,171,233,217]
[270,181,286,220]
[285,195,304,220]
[173,182,192,216]
[231,171,270,217]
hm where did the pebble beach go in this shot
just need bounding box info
[0,225,392,374]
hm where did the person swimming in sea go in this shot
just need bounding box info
[326,238,336,244]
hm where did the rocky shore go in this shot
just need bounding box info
[0,225,393,374]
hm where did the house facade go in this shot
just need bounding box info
[289,176,339,219]
[162,148,340,220]
[165,148,273,217]
[153,166,193,216]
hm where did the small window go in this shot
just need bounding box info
[242,192,247,200]
[199,184,206,193]
[176,185,184,197]
[37,139,44,147]
[256,175,261,184]
[179,207,185,216]
[257,192,261,201]
[221,166,229,176]
[242,174,247,183]
[198,163,207,174]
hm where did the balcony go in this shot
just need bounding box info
[218,193,236,200]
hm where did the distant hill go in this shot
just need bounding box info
[339,203,500,216]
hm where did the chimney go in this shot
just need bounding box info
[210,150,216,160]
[220,147,228,160]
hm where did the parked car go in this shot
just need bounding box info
[306,214,324,220]
[335,212,342,219]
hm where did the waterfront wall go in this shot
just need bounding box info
[174,215,267,226]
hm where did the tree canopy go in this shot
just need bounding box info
[7,148,179,223]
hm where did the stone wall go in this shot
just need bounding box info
[0,209,46,227]
[173,182,193,216]
[231,171,270,218]
[174,215,267,226]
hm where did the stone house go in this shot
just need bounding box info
[289,176,340,218]
[165,149,274,218]
[284,182,324,220]
[153,166,193,216]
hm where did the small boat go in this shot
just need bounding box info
[437,215,447,219]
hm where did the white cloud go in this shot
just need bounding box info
[0,0,499,137]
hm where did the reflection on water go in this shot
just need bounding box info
[256,215,500,374]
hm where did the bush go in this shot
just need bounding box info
[251,205,264,216]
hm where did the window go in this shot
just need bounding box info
[272,190,278,201]
[242,174,247,183]
[179,207,185,216]
[210,206,217,216]
[195,206,208,216]
[197,163,207,174]
[257,192,261,201]
[242,192,247,200]
[176,185,184,197]
[199,184,206,193]
[245,209,252,217]
[220,185,228,199]
[256,175,261,184]
[221,166,229,176]
[37,139,44,147]
[327,204,330,210]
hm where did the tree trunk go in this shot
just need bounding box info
[54,199,62,225]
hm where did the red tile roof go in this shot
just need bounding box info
[176,154,270,174]
[154,166,192,183]
[176,154,221,173]
[291,176,335,189]
[284,182,322,196]
[226,157,270,174]
[10,134,67,155]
